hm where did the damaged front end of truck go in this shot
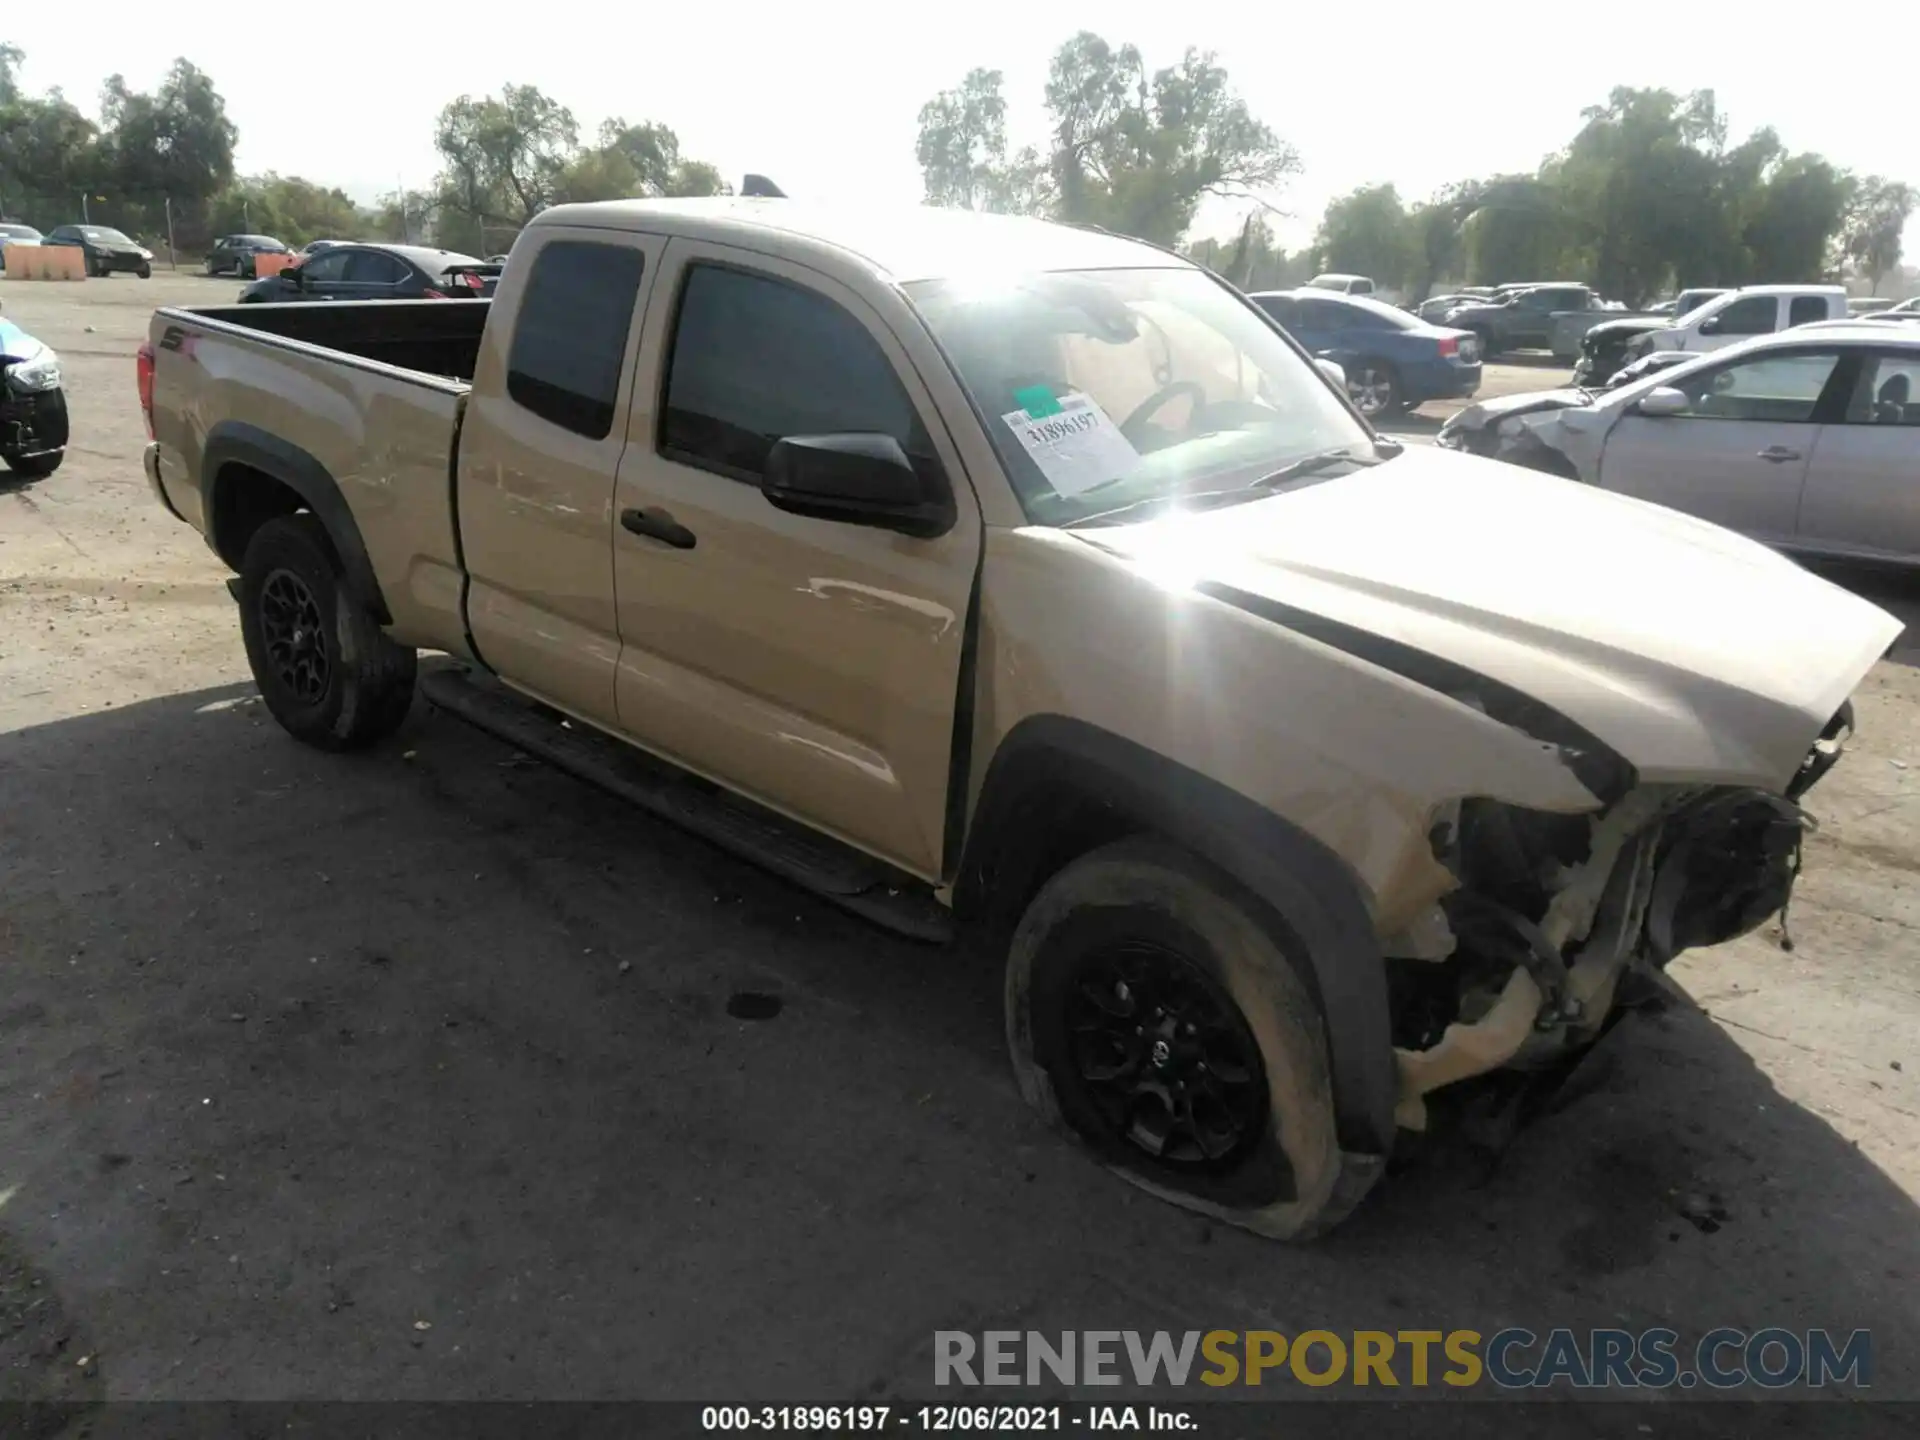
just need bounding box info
[1385,700,1855,1135]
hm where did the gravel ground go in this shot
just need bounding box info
[2,272,1918,1430]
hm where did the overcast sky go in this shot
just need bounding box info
[7,4,1916,262]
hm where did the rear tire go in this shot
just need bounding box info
[1345,361,1401,420]
[1472,326,1499,360]
[237,514,417,751]
[1005,838,1348,1240]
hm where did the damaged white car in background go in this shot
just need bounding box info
[1434,325,1920,568]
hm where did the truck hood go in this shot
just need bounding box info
[1079,448,1902,794]
[1582,316,1667,343]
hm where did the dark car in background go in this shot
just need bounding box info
[44,224,153,277]
[1250,289,1481,417]
[238,243,501,303]
[205,234,290,277]
[0,307,69,479]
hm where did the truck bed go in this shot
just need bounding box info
[186,299,490,383]
[145,299,484,659]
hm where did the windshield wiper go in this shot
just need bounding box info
[1244,447,1380,492]
[1061,448,1380,530]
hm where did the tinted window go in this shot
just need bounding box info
[1788,295,1829,327]
[1841,354,1920,426]
[1712,296,1777,336]
[1296,299,1354,330]
[300,250,351,282]
[1671,351,1840,422]
[1253,295,1299,329]
[343,250,408,284]
[506,240,646,440]
[662,265,928,480]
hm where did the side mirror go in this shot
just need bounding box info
[1314,357,1347,390]
[1635,386,1691,418]
[762,433,951,538]
[1697,316,1721,335]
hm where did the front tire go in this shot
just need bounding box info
[137,263,152,279]
[1,449,64,479]
[1005,838,1347,1240]
[237,514,417,751]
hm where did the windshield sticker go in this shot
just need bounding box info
[1001,391,1140,498]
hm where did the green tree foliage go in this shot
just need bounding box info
[1313,184,1414,289]
[96,61,238,208]
[915,34,1294,247]
[914,68,1049,215]
[1185,211,1308,290]
[431,85,728,252]
[209,175,360,247]
[1841,177,1919,294]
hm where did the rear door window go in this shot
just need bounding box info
[1710,296,1778,336]
[660,263,929,482]
[343,251,408,285]
[1788,295,1830,327]
[505,239,647,440]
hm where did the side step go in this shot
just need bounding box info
[418,664,953,944]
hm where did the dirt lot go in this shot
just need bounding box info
[4,272,1920,1426]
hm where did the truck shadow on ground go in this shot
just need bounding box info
[1,685,1916,1417]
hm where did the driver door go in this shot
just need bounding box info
[608,240,982,879]
[1596,348,1844,544]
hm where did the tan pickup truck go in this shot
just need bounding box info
[139,196,1901,1239]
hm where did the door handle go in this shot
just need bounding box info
[620,506,697,550]
[1757,446,1802,463]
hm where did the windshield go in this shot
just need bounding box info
[83,228,133,243]
[0,224,41,240]
[906,267,1373,527]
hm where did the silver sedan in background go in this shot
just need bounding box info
[1437,326,1920,567]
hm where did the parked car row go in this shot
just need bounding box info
[1440,323,1920,567]
[235,243,503,303]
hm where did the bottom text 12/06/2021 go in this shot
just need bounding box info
[702,1405,1191,1432]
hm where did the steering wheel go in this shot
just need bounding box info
[1120,381,1208,445]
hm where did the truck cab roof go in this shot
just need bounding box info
[528,196,1178,284]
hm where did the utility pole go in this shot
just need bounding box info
[165,195,178,269]
[81,191,89,223]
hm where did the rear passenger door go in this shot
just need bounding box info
[1795,349,1920,562]
[456,227,663,727]
[608,241,983,880]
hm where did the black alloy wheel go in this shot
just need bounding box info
[1051,937,1270,1170]
[258,569,332,706]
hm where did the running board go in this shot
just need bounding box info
[418,665,953,944]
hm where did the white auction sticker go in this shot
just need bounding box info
[1000,392,1141,498]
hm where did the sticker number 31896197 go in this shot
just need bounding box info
[999,391,1141,498]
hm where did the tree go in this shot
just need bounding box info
[915,34,1294,247]
[1313,184,1413,290]
[914,68,1048,214]
[1841,177,1918,294]
[97,60,238,207]
[557,119,732,205]
[1461,174,1575,286]
[434,84,580,230]
[0,41,22,105]
[209,174,360,247]
[1403,181,1484,301]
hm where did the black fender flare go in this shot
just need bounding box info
[201,420,391,624]
[956,715,1399,1157]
